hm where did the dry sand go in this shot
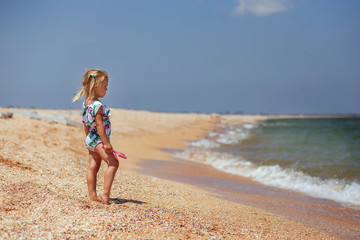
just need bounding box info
[0,107,347,239]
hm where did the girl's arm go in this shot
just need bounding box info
[95,106,113,153]
[84,124,89,136]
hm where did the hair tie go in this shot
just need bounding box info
[90,74,95,79]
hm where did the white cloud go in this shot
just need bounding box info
[232,0,292,16]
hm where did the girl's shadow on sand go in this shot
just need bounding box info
[110,198,146,205]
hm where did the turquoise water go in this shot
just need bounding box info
[175,117,360,207]
[226,118,360,183]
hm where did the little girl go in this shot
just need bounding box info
[73,69,119,205]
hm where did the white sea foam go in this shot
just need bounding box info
[243,124,257,129]
[174,139,360,208]
[190,139,220,149]
[208,132,218,137]
[216,125,255,145]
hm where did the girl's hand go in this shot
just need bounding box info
[103,143,113,153]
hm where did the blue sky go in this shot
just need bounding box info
[1,0,359,114]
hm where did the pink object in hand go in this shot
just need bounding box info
[101,145,127,159]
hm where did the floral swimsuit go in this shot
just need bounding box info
[82,100,111,151]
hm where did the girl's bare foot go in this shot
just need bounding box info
[99,192,110,205]
[89,195,100,202]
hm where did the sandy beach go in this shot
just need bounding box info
[0,107,358,239]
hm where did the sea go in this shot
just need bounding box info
[174,117,360,208]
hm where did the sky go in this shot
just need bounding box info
[0,0,359,114]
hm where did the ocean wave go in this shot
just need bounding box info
[174,144,360,208]
[190,139,220,149]
[214,124,257,145]
[175,121,360,208]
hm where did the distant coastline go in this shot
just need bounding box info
[1,105,359,118]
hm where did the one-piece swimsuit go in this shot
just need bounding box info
[82,100,111,151]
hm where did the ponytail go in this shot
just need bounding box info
[72,68,108,102]
[72,88,84,102]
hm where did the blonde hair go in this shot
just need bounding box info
[72,69,109,102]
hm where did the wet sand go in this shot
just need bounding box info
[140,158,360,239]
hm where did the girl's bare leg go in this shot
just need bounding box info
[87,151,102,201]
[95,145,119,204]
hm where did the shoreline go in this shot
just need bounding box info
[131,112,360,239]
[0,107,349,239]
